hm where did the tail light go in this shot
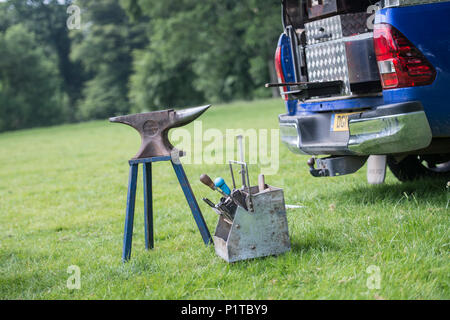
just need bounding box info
[275,45,288,101]
[373,23,436,89]
[275,33,297,101]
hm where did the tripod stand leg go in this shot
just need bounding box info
[171,161,212,245]
[143,162,154,250]
[122,163,138,262]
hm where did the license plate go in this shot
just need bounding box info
[331,113,357,132]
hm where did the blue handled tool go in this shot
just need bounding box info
[214,177,231,196]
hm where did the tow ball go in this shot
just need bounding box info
[308,156,368,177]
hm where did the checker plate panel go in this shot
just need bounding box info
[305,40,351,95]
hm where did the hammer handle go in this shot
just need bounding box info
[200,174,216,191]
[258,174,266,192]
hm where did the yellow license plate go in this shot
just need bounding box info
[332,113,357,132]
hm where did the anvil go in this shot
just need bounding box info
[109,105,210,159]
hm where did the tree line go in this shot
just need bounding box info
[0,0,281,132]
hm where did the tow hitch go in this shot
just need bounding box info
[308,156,368,177]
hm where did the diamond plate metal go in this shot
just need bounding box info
[305,40,351,95]
[383,0,449,8]
[341,13,370,36]
[305,13,370,45]
[306,15,342,45]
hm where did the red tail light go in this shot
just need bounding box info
[373,23,436,89]
[275,46,288,101]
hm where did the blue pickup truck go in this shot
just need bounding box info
[275,0,450,183]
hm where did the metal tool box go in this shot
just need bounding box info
[203,138,291,263]
[305,23,379,96]
[306,0,373,20]
[304,11,378,96]
[305,12,370,45]
[345,34,380,87]
[213,185,290,263]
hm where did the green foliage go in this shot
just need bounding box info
[6,0,84,116]
[0,24,69,131]
[71,0,147,120]
[0,0,283,129]
[128,47,205,113]
[0,3,13,32]
[128,0,281,111]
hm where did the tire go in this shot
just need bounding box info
[387,155,450,182]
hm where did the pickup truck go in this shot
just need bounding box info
[274,0,450,184]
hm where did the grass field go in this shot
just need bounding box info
[0,98,448,300]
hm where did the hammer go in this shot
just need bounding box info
[200,174,229,197]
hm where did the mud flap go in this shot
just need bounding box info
[367,155,387,185]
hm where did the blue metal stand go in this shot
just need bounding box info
[122,156,212,262]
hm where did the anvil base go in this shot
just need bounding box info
[122,156,212,262]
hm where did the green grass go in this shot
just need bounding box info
[0,98,448,300]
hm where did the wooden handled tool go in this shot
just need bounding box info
[200,173,229,198]
[200,174,216,191]
[258,174,267,193]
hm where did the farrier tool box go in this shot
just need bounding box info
[200,138,291,263]
[213,183,290,263]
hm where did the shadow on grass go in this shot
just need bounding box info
[339,178,448,205]
[223,238,340,268]
[0,249,64,299]
[290,238,340,254]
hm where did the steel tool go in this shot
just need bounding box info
[236,135,247,190]
[202,198,216,208]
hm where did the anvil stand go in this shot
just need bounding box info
[122,154,212,262]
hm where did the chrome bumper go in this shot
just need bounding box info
[279,101,432,156]
[280,122,305,155]
[348,110,432,155]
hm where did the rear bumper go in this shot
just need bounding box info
[279,101,432,156]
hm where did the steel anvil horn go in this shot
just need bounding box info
[109,105,210,159]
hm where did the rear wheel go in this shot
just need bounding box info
[387,155,450,182]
